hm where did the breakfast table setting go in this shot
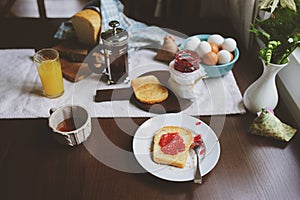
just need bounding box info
[0,0,300,199]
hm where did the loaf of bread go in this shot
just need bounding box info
[153,126,193,168]
[131,75,168,104]
[71,9,101,46]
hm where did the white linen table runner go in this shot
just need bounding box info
[0,49,245,118]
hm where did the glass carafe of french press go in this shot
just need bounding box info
[101,20,129,84]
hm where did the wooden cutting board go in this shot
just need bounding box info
[59,58,92,82]
[53,40,93,82]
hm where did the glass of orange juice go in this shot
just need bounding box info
[33,48,64,98]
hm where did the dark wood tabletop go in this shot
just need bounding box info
[0,17,299,200]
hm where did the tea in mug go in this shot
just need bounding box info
[56,117,85,132]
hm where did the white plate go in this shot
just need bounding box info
[132,113,221,182]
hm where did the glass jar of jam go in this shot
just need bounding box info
[174,50,200,73]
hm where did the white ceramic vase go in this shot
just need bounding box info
[243,60,288,113]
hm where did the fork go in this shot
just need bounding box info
[193,142,206,184]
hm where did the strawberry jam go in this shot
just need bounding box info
[159,132,185,155]
[174,50,200,73]
[193,134,202,144]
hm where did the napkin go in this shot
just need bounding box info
[54,0,185,51]
[249,108,297,142]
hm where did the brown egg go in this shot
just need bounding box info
[202,52,218,66]
[229,52,234,61]
[209,42,219,54]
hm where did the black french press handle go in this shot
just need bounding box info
[109,20,120,34]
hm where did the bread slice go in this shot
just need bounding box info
[71,9,101,46]
[153,126,193,168]
[131,75,168,104]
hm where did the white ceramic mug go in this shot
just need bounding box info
[49,105,91,146]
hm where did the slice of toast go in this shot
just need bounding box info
[131,75,168,104]
[153,126,193,168]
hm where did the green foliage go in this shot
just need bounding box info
[250,0,300,65]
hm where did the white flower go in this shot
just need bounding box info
[280,0,297,11]
[288,38,294,43]
[259,0,297,13]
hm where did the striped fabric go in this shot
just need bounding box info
[100,0,146,31]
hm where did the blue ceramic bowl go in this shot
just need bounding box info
[179,34,239,78]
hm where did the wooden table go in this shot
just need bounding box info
[0,18,299,200]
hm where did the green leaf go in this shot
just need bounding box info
[252,1,300,64]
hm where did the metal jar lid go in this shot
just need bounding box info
[101,20,128,46]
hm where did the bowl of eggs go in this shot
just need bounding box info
[179,34,239,78]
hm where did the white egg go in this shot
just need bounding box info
[218,50,232,64]
[184,36,201,51]
[208,34,224,47]
[195,41,211,58]
[222,38,237,52]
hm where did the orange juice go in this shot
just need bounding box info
[37,59,64,98]
[34,48,64,98]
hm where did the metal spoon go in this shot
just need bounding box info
[193,141,206,184]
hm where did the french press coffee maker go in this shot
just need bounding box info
[89,20,129,84]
